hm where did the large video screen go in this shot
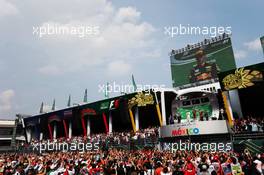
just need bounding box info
[170,37,236,88]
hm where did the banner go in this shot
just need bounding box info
[48,115,61,123]
[170,36,236,88]
[63,109,73,117]
[218,62,264,91]
[160,120,229,138]
[80,92,136,114]
[128,91,155,109]
[80,90,155,116]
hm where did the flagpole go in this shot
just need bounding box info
[105,82,110,99]
[132,74,137,92]
[104,82,111,135]
[154,90,163,126]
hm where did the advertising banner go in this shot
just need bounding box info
[160,120,229,138]
[81,90,155,114]
[218,62,264,91]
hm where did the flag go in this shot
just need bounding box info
[39,102,44,113]
[104,82,110,98]
[83,89,88,103]
[67,95,71,107]
[132,74,137,92]
[52,99,56,110]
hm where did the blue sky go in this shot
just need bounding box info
[0,0,263,118]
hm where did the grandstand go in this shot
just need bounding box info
[0,118,25,152]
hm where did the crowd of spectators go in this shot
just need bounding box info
[233,117,264,133]
[0,149,263,175]
[24,127,159,152]
[9,125,264,175]
[3,119,264,175]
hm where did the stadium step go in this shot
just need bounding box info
[10,119,18,148]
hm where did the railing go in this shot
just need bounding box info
[107,136,159,150]
[232,132,264,154]
[6,131,264,153]
[0,146,16,152]
[233,132,264,140]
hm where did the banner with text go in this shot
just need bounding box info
[160,120,229,138]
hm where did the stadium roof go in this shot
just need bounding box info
[25,91,138,120]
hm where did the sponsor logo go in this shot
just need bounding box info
[82,108,96,115]
[109,99,119,110]
[64,110,72,116]
[48,115,61,122]
[100,101,110,110]
[171,127,199,136]
[222,68,263,90]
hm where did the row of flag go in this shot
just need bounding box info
[40,74,137,113]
